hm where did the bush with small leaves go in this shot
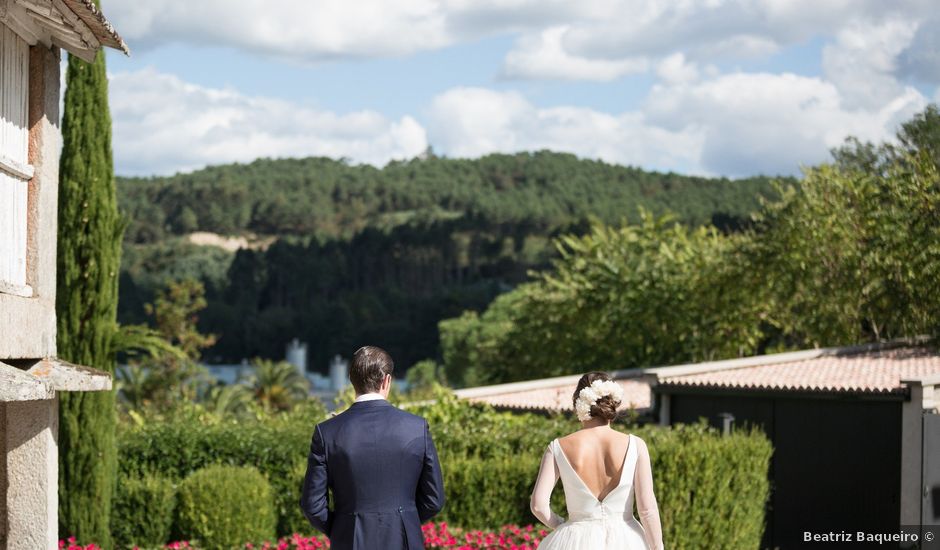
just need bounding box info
[175,465,275,549]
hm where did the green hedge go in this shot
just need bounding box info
[112,473,176,549]
[176,465,276,549]
[437,455,567,529]
[117,397,771,549]
[643,423,772,550]
[118,411,313,536]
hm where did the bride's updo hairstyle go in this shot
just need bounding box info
[572,371,622,422]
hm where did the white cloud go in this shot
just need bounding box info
[502,26,646,81]
[656,53,699,86]
[558,0,930,61]
[109,68,428,175]
[822,18,919,110]
[499,0,936,81]
[106,0,451,61]
[644,72,927,175]
[99,1,940,177]
[426,87,703,173]
[108,66,931,178]
[102,0,940,93]
[897,18,940,84]
[424,70,929,179]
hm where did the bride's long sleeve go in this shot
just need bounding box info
[530,445,565,529]
[634,437,664,550]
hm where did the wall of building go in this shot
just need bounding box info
[3,398,57,549]
[0,41,63,550]
[665,390,903,550]
[0,402,7,548]
[0,42,60,360]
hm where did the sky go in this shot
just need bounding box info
[95,0,940,179]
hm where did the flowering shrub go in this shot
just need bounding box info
[59,537,100,550]
[62,522,546,549]
[423,522,546,549]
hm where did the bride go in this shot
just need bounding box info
[530,372,665,550]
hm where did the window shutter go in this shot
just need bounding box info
[0,24,30,295]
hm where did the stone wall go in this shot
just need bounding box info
[4,399,57,549]
[0,402,7,548]
[0,44,60,360]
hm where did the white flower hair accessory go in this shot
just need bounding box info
[574,380,624,422]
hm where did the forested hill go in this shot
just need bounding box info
[116,151,785,371]
[117,151,781,243]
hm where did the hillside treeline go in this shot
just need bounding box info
[117,151,782,370]
[118,151,778,241]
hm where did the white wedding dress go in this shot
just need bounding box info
[530,433,664,550]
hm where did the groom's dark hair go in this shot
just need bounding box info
[350,346,394,394]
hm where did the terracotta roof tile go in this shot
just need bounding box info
[659,347,940,394]
[464,378,652,412]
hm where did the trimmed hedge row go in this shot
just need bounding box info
[113,466,277,550]
[646,424,772,549]
[116,399,772,550]
[437,455,567,529]
[117,415,312,536]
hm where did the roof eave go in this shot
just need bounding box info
[654,382,908,401]
[59,0,129,56]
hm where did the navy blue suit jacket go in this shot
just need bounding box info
[300,399,445,550]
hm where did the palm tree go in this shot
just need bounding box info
[203,383,255,418]
[115,364,156,410]
[245,359,310,412]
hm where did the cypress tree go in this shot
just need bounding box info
[56,11,123,547]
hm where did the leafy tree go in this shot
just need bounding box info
[146,278,217,359]
[56,33,122,547]
[832,103,940,173]
[441,212,768,384]
[755,151,940,346]
[441,106,940,385]
[897,104,940,167]
[405,359,448,399]
[116,280,216,412]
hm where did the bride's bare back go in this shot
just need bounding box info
[530,426,664,549]
[557,427,631,501]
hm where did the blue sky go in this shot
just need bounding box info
[98,1,940,178]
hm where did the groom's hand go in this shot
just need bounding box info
[300,425,333,535]
[416,421,445,522]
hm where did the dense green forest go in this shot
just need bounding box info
[117,151,783,371]
[119,151,777,241]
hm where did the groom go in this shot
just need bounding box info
[300,346,446,549]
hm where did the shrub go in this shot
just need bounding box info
[112,473,176,549]
[119,394,772,548]
[118,401,325,536]
[645,423,772,550]
[406,390,575,459]
[278,459,315,536]
[175,465,276,549]
[437,455,566,529]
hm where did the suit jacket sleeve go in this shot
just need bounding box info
[300,424,332,535]
[416,420,445,522]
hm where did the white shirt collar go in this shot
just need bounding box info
[354,392,386,403]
